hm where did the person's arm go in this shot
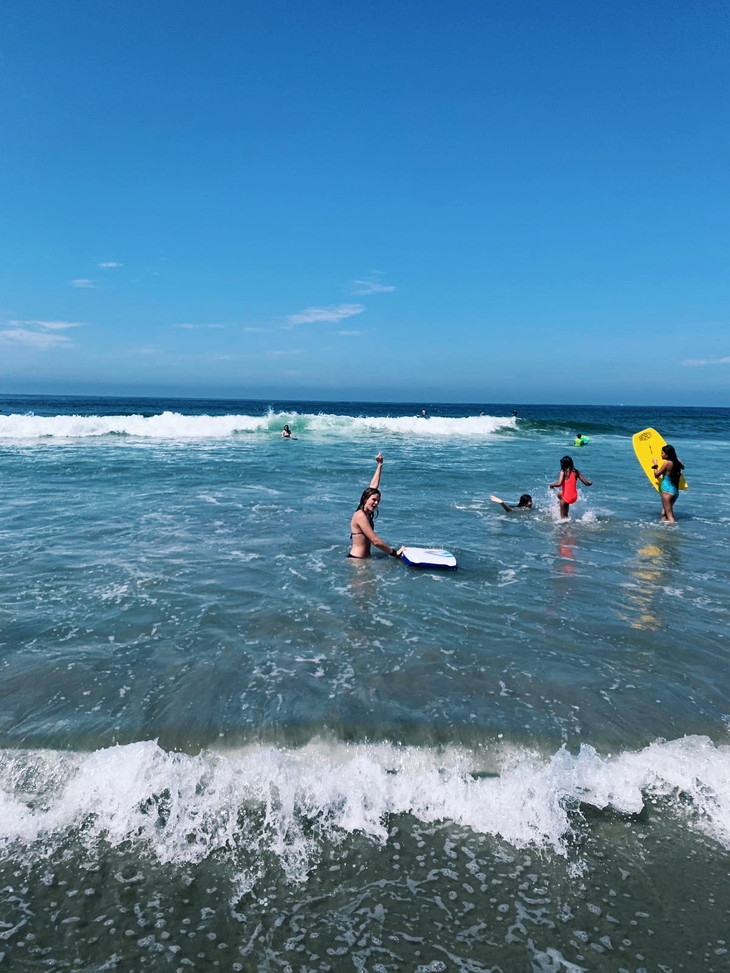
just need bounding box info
[549,471,565,490]
[368,453,384,489]
[490,495,513,511]
[652,459,670,481]
[577,472,592,486]
[352,510,400,556]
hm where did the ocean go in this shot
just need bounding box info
[0,394,728,972]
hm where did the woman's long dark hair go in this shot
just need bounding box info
[357,487,380,520]
[560,455,575,472]
[662,445,684,487]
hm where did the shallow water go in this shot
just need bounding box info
[0,395,728,970]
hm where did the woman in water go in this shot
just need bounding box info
[652,444,684,523]
[550,455,592,519]
[282,424,296,439]
[349,453,402,559]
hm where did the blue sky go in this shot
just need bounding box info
[1,0,728,404]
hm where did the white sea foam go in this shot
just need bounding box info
[0,736,728,879]
[0,411,515,440]
[344,414,515,437]
[0,411,271,439]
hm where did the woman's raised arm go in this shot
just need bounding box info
[368,453,384,489]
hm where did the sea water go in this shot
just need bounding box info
[0,394,728,971]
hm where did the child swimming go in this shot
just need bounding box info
[490,494,533,512]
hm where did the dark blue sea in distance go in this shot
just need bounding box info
[0,393,728,971]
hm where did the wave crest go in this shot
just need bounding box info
[0,411,516,440]
[1,736,728,881]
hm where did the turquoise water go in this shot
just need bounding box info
[0,395,728,971]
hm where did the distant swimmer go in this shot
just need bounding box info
[652,444,684,523]
[348,453,403,560]
[490,494,532,512]
[282,424,297,439]
[549,455,592,519]
[420,409,428,418]
[512,410,519,417]
[573,433,590,447]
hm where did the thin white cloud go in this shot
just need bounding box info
[681,356,730,366]
[128,346,158,356]
[175,323,226,329]
[335,329,362,336]
[286,303,365,326]
[7,319,83,331]
[0,328,73,349]
[0,319,82,349]
[98,261,123,268]
[268,349,305,356]
[352,278,396,295]
[70,278,96,288]
[243,326,272,333]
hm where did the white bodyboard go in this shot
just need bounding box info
[400,547,457,570]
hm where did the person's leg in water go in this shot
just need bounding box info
[660,490,677,523]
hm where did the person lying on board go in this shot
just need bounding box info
[348,453,404,559]
[490,494,533,512]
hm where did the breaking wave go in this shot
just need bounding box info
[1,735,727,882]
[0,410,517,440]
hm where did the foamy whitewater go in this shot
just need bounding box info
[0,395,728,971]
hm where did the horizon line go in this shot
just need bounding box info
[0,389,727,410]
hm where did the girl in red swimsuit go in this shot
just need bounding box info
[550,455,592,519]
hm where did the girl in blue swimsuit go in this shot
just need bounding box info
[652,445,684,523]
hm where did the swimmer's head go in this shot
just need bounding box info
[358,487,381,516]
[560,455,574,471]
[518,494,532,508]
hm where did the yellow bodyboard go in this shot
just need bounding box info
[632,428,688,492]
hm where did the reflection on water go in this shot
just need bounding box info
[556,532,577,575]
[620,530,682,630]
[346,557,381,613]
[546,528,579,618]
